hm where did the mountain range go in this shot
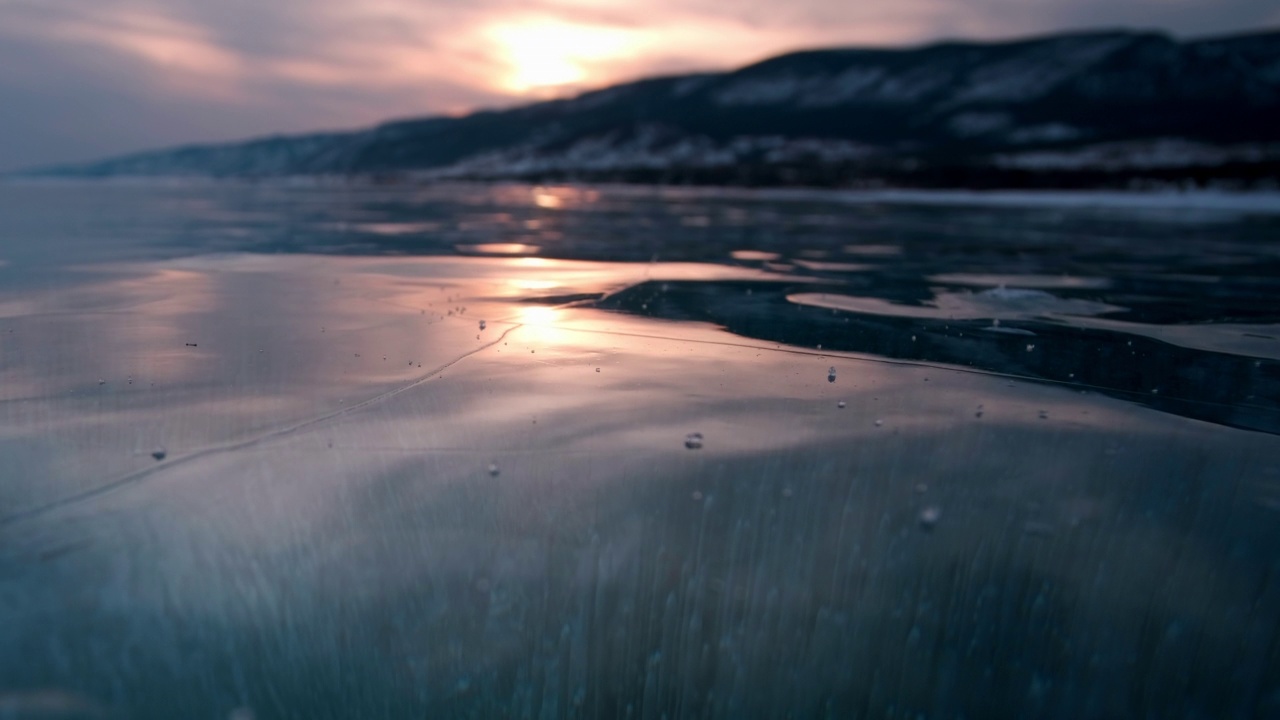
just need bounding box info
[25,28,1280,189]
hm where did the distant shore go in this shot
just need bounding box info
[6,173,1280,215]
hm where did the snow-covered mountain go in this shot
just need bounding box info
[26,29,1280,188]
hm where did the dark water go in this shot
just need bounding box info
[0,181,1279,719]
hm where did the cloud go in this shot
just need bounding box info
[0,0,1275,171]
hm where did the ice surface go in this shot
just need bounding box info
[0,182,1277,719]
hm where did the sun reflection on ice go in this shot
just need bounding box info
[534,192,563,209]
[520,305,559,326]
[509,279,560,291]
[515,304,571,347]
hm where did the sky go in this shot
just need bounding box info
[0,0,1276,172]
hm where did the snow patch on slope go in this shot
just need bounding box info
[994,139,1280,170]
[1006,124,1084,144]
[435,128,880,178]
[951,35,1132,103]
[715,64,955,107]
[716,35,1133,109]
[949,113,1012,137]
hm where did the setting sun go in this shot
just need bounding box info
[485,20,639,94]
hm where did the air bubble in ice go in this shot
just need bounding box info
[918,505,941,530]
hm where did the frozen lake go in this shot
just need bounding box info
[1,181,1279,719]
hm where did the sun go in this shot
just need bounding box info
[486,20,638,95]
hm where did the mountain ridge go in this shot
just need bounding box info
[24,28,1280,189]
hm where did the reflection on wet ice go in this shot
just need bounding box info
[0,183,1278,719]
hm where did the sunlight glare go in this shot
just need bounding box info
[521,306,559,325]
[513,257,552,268]
[517,305,568,346]
[534,192,563,209]
[486,20,639,94]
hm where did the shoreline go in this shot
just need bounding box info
[5,173,1280,214]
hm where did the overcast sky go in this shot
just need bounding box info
[0,0,1276,171]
